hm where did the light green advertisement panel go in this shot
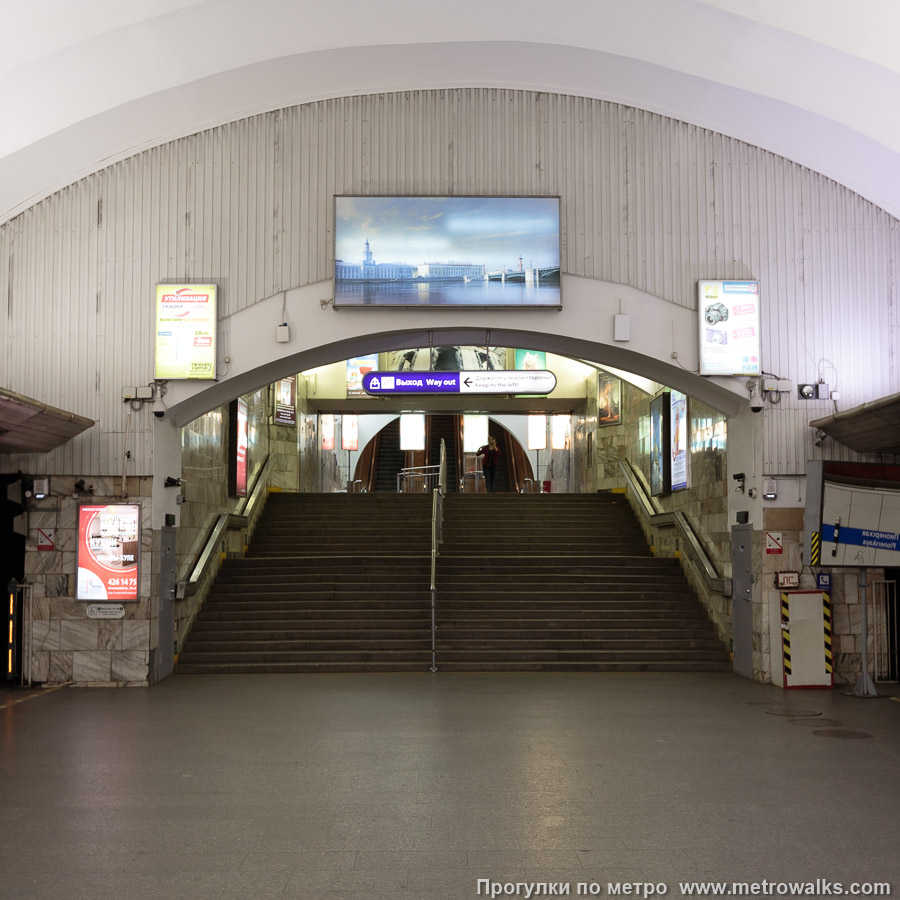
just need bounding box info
[155,284,217,379]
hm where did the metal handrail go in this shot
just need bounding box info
[617,458,731,596]
[187,456,275,591]
[520,477,535,494]
[398,463,441,493]
[348,479,365,493]
[429,439,446,672]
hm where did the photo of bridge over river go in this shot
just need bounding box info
[334,196,561,308]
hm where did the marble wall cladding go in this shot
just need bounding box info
[575,380,732,657]
[21,489,153,685]
[176,388,271,647]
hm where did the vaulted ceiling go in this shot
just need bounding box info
[3,0,899,224]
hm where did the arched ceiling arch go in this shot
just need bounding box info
[3,0,900,225]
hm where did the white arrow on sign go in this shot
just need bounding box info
[458,370,556,394]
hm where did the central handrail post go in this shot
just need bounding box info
[430,488,439,673]
[429,438,447,673]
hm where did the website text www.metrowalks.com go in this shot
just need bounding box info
[476,880,892,898]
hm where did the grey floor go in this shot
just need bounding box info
[1,673,898,900]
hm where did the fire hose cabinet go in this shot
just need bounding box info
[779,590,833,689]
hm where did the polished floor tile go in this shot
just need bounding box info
[1,673,898,899]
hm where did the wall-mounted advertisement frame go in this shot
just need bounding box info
[400,413,426,451]
[347,355,379,397]
[597,373,621,427]
[274,376,296,426]
[334,196,562,309]
[341,415,359,451]
[228,397,249,497]
[515,349,546,371]
[321,414,335,451]
[463,415,489,453]
[154,284,217,379]
[670,390,689,491]
[528,415,548,451]
[551,415,570,450]
[698,280,761,376]
[76,504,141,601]
[650,392,671,496]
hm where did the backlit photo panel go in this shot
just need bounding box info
[334,197,561,308]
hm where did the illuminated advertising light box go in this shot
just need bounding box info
[528,415,547,451]
[670,390,689,491]
[228,398,249,497]
[463,415,489,453]
[597,373,621,427]
[698,280,761,376]
[650,393,671,496]
[341,415,359,451]
[515,349,546,370]
[154,284,217,379]
[400,413,425,451]
[551,415,570,450]
[347,355,379,397]
[321,414,335,451]
[274,376,296,426]
[76,504,140,601]
[334,196,561,309]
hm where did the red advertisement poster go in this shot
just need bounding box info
[235,397,248,497]
[76,504,140,601]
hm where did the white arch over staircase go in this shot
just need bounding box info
[163,276,746,426]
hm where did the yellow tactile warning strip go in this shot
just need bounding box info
[0,684,66,711]
[810,531,820,565]
[781,591,791,677]
[823,593,833,675]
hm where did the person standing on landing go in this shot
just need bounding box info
[476,436,501,493]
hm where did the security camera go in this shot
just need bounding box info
[152,396,167,419]
[749,393,764,413]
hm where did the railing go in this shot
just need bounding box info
[520,478,535,493]
[183,456,275,598]
[429,439,447,672]
[459,470,484,492]
[398,464,441,493]
[348,479,365,493]
[617,458,731,596]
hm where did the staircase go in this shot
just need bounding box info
[434,493,730,672]
[373,418,404,492]
[176,493,433,674]
[177,491,730,675]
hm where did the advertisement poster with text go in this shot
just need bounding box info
[76,505,140,601]
[274,376,296,426]
[347,355,379,397]
[341,415,359,451]
[670,391,688,491]
[698,281,760,376]
[155,284,217,380]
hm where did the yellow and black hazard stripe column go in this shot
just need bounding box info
[810,531,820,566]
[781,591,791,682]
[823,592,833,676]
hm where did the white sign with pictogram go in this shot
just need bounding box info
[765,532,783,555]
[36,528,56,551]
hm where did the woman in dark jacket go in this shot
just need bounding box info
[476,436,500,493]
